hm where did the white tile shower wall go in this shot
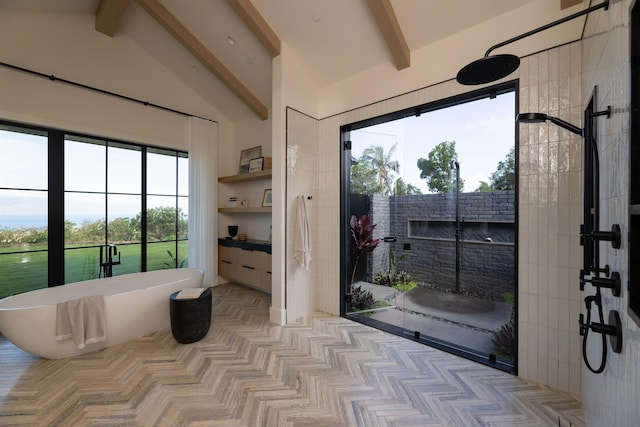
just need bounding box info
[518,43,584,396]
[285,109,320,322]
[581,0,640,424]
[313,43,584,396]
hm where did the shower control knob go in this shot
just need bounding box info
[581,272,621,297]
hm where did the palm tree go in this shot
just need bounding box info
[361,144,400,195]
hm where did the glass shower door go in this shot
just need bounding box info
[345,90,516,372]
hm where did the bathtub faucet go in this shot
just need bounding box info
[99,244,121,278]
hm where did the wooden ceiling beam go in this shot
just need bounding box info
[226,0,280,57]
[136,0,269,120]
[561,0,583,9]
[365,0,410,70]
[95,0,131,37]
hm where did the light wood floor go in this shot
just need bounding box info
[0,283,583,426]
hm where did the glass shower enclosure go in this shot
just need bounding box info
[342,87,517,372]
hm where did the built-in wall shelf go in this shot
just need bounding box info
[218,207,271,213]
[218,170,271,183]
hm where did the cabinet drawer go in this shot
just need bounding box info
[233,247,256,267]
[218,258,235,278]
[255,270,272,292]
[217,243,271,293]
[219,245,234,263]
[237,263,259,285]
[255,251,271,272]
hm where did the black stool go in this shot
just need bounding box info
[169,287,212,344]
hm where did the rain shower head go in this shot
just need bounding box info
[456,1,609,86]
[516,112,583,136]
[456,54,520,86]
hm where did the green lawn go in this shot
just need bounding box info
[0,241,188,299]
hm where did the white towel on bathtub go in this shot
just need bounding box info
[56,295,107,350]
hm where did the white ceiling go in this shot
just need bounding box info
[2,0,585,122]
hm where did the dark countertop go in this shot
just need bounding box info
[218,238,272,254]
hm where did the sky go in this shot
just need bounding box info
[2,90,515,228]
[0,129,187,228]
[350,91,515,193]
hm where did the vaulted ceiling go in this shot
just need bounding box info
[2,0,586,122]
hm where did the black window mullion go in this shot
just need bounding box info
[104,142,109,246]
[141,146,147,272]
[175,153,179,267]
[48,130,64,286]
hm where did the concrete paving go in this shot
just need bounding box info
[352,282,514,355]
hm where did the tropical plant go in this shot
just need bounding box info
[475,181,492,192]
[360,144,400,195]
[491,319,515,361]
[164,250,187,269]
[350,285,376,311]
[350,214,381,286]
[417,141,464,193]
[489,146,516,190]
[394,177,422,195]
[350,156,381,195]
[374,249,417,291]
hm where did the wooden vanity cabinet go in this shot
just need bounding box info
[218,242,271,293]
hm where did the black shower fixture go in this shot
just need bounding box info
[516,112,582,136]
[456,1,609,85]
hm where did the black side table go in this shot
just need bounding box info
[169,287,212,344]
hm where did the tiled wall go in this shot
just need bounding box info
[285,108,320,322]
[581,0,640,424]
[517,44,584,396]
[286,43,585,396]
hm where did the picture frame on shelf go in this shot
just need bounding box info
[261,189,273,207]
[249,157,264,173]
[238,145,262,174]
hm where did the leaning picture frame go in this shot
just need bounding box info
[238,145,262,174]
[261,189,272,207]
[249,157,264,173]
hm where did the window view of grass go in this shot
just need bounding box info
[0,123,189,300]
[0,212,188,298]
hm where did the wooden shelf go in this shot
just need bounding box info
[218,169,271,183]
[218,207,271,213]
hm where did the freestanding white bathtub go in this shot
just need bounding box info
[0,268,204,359]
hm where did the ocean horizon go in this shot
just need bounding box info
[0,215,105,229]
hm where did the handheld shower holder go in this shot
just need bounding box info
[579,310,623,353]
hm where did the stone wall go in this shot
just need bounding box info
[365,191,515,299]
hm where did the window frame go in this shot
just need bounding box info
[0,119,188,294]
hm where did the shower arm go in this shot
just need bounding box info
[517,106,611,137]
[484,1,609,58]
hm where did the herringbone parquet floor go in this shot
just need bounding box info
[0,283,583,426]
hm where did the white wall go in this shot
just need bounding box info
[0,9,232,150]
[518,44,584,396]
[285,109,319,322]
[270,42,320,324]
[581,0,640,424]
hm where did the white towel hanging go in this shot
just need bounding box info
[294,195,311,269]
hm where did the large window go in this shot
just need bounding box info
[342,83,517,372]
[0,122,188,298]
[0,125,49,296]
